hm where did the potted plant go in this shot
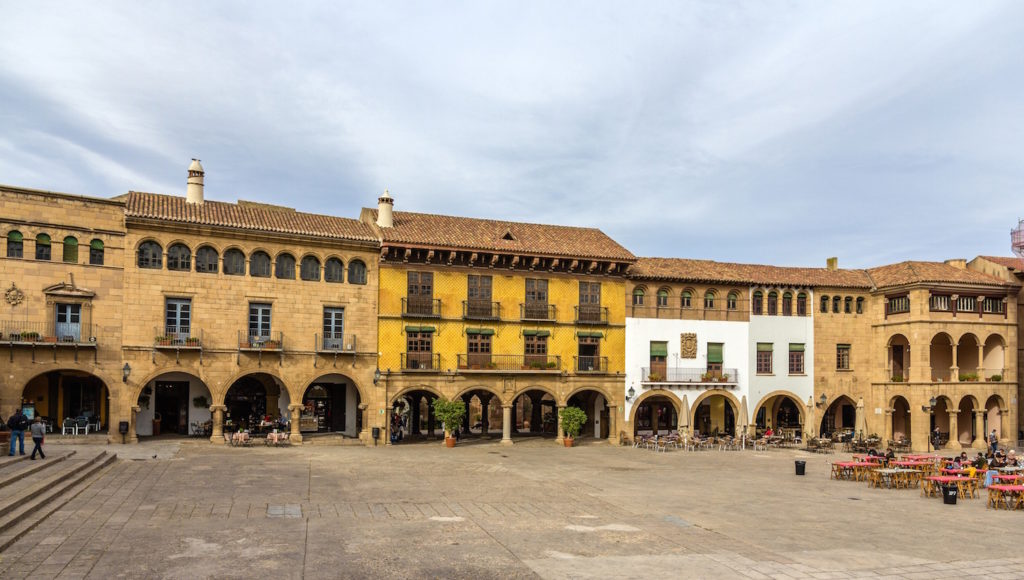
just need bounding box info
[529,360,545,370]
[486,362,498,370]
[43,335,58,343]
[185,337,200,347]
[890,375,904,383]
[155,336,171,346]
[990,374,1003,382]
[721,373,730,382]
[265,340,280,349]
[545,361,557,369]
[193,395,209,408]
[648,372,662,382]
[432,398,466,448]
[559,406,587,447]
[20,331,40,342]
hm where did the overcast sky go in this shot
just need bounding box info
[2,1,1023,267]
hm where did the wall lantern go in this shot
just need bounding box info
[817,393,827,407]
[122,362,131,383]
[626,385,636,402]
[373,368,381,386]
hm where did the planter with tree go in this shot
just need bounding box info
[432,398,467,448]
[559,406,587,448]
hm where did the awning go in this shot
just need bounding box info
[789,343,805,352]
[405,326,436,333]
[578,331,604,338]
[649,341,668,357]
[707,343,723,364]
[466,328,495,335]
[756,342,773,352]
[523,330,550,337]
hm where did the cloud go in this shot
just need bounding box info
[1,1,1022,267]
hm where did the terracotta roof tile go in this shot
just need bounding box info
[630,257,873,288]
[866,261,1017,288]
[121,191,377,242]
[978,256,1024,270]
[365,209,635,261]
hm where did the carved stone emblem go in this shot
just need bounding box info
[680,333,697,359]
[4,283,25,307]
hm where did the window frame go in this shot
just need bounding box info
[766,292,778,316]
[659,288,671,308]
[62,236,78,263]
[726,291,738,310]
[756,345,773,374]
[703,290,715,310]
[796,293,807,316]
[195,246,219,274]
[137,240,162,269]
[166,243,191,271]
[35,233,51,261]
[781,292,792,316]
[6,231,23,259]
[752,291,763,315]
[223,248,246,276]
[788,344,805,375]
[324,257,344,283]
[300,255,321,281]
[347,259,367,285]
[88,239,104,265]
[250,251,272,278]
[275,253,296,279]
[836,344,851,370]
[632,288,645,306]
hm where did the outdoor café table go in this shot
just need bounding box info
[853,454,884,462]
[997,466,1024,473]
[231,432,250,446]
[941,468,986,478]
[872,468,921,489]
[987,484,1024,509]
[992,474,1022,484]
[924,475,976,499]
[265,431,288,445]
[902,454,937,460]
[831,462,858,481]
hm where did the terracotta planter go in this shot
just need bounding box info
[563,436,574,448]
[445,437,456,448]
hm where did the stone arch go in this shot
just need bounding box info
[510,386,559,438]
[929,332,954,382]
[691,389,741,437]
[560,384,612,407]
[133,370,213,437]
[18,368,115,434]
[453,384,506,406]
[819,394,856,437]
[131,367,212,403]
[956,394,979,445]
[982,334,1006,379]
[628,389,681,425]
[564,387,612,439]
[890,395,911,442]
[389,384,445,407]
[753,390,805,429]
[298,372,362,435]
[985,394,1006,440]
[218,367,292,404]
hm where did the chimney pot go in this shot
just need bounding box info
[376,189,394,228]
[826,257,838,271]
[186,158,204,204]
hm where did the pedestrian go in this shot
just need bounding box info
[7,408,29,456]
[29,416,45,460]
[990,429,999,454]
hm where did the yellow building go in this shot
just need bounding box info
[359,192,635,444]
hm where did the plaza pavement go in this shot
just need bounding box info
[1,438,1023,579]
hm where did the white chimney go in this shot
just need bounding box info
[186,158,204,204]
[376,189,394,228]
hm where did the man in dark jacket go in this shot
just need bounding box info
[7,409,28,456]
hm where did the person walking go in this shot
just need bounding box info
[29,417,45,460]
[990,428,999,454]
[7,408,28,456]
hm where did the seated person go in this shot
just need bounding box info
[990,452,1006,469]
[884,447,896,462]
[764,426,774,438]
[957,451,969,468]
[867,448,878,457]
[973,452,988,469]
[1007,450,1020,467]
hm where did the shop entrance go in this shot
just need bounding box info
[155,381,189,435]
[302,384,345,433]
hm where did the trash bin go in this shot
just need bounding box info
[795,460,806,476]
[943,484,958,505]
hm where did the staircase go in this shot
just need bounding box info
[0,450,116,551]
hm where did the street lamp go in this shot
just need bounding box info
[626,385,636,402]
[818,393,827,407]
[121,362,131,383]
[373,368,381,386]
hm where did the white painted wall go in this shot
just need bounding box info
[624,317,750,420]
[135,372,212,436]
[748,306,815,419]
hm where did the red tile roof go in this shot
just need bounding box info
[120,191,377,242]
[630,257,873,288]
[977,256,1024,270]
[364,209,635,261]
[866,261,1016,288]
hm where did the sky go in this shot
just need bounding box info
[1,1,1023,268]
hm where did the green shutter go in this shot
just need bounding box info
[8,231,23,242]
[36,234,50,245]
[467,328,494,335]
[405,326,421,333]
[522,330,538,336]
[757,343,773,352]
[789,343,804,352]
[419,326,436,333]
[90,239,104,250]
[64,237,78,246]
[707,343,723,363]
[536,330,550,338]
[578,331,603,338]
[650,341,668,357]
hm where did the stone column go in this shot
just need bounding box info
[978,344,986,379]
[510,398,518,434]
[358,403,369,442]
[501,405,513,445]
[288,403,304,443]
[480,394,492,438]
[385,406,393,445]
[529,393,543,433]
[129,405,141,444]
[973,410,985,449]
[951,343,958,381]
[883,409,893,444]
[555,405,565,444]
[209,405,226,444]
[1000,409,1011,443]
[607,405,618,444]
[947,410,959,450]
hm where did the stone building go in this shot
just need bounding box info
[358,192,635,444]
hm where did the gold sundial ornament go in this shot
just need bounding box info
[4,283,25,307]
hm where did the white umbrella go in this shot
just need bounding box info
[737,396,749,448]
[805,396,816,443]
[679,394,691,442]
[855,397,868,440]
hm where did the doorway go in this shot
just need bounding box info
[155,381,189,434]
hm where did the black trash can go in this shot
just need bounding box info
[795,460,806,476]
[943,484,958,505]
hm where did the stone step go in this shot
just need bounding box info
[302,434,364,446]
[0,451,116,552]
[0,453,31,471]
[0,451,77,491]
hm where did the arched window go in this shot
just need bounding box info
[726,291,738,310]
[62,236,78,263]
[223,249,246,275]
[796,293,807,316]
[250,251,271,277]
[704,290,715,309]
[844,296,852,314]
[855,296,864,314]
[832,296,841,314]
[6,230,23,258]
[89,239,104,265]
[35,233,51,261]
[752,291,763,315]
[782,292,792,316]
[325,258,344,283]
[820,295,829,313]
[275,253,296,279]
[300,255,321,281]
[348,259,367,284]
[137,240,162,269]
[767,291,778,315]
[195,246,219,273]
[166,243,191,271]
[658,288,670,308]
[632,287,645,306]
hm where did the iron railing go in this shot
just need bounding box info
[462,300,501,320]
[574,355,608,373]
[402,352,440,371]
[520,303,557,321]
[629,306,752,321]
[575,305,608,324]
[0,321,96,345]
[154,326,202,348]
[316,333,356,353]
[456,354,561,371]
[641,367,739,384]
[238,330,283,350]
[402,297,442,318]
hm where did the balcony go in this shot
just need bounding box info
[456,354,561,372]
[574,355,609,373]
[316,333,357,353]
[575,305,609,325]
[238,331,283,351]
[463,300,501,321]
[402,352,440,371]
[154,326,202,349]
[403,297,442,318]
[0,321,97,362]
[629,306,751,321]
[520,303,556,322]
[640,367,739,387]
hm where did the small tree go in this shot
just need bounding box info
[559,406,587,439]
[432,398,466,439]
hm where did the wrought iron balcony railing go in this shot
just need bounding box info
[155,326,202,349]
[402,352,440,371]
[641,367,739,385]
[575,305,609,324]
[574,355,608,373]
[402,297,442,318]
[0,321,96,345]
[462,300,501,320]
[456,354,561,371]
[520,303,556,321]
[238,330,283,351]
[316,332,356,353]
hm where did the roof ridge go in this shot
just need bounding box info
[372,207,609,233]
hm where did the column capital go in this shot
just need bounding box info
[209,405,227,412]
[287,403,305,411]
